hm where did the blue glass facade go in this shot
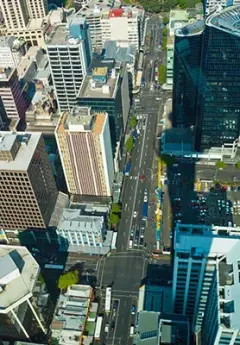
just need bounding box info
[173,7,240,151]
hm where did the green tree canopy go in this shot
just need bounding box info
[125,136,134,152]
[158,64,167,85]
[163,17,169,25]
[109,213,119,225]
[111,203,121,213]
[236,162,240,169]
[162,27,168,37]
[215,160,227,169]
[58,270,79,290]
[129,116,137,129]
[162,37,168,51]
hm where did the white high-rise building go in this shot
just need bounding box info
[46,19,91,112]
[100,6,145,50]
[173,223,240,345]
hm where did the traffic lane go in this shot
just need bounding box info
[100,254,145,292]
[113,297,132,345]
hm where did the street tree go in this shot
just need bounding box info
[215,160,227,169]
[129,116,137,129]
[158,64,167,85]
[236,162,240,169]
[109,213,119,225]
[111,203,121,213]
[163,17,169,25]
[58,270,79,290]
[162,27,168,37]
[125,136,134,152]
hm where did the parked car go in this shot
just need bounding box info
[104,324,109,333]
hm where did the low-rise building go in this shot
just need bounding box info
[51,284,95,345]
[56,208,113,255]
[135,311,189,345]
[0,245,46,340]
[25,86,58,136]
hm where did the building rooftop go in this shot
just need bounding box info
[175,19,204,36]
[103,40,136,63]
[206,5,240,37]
[45,24,83,45]
[0,67,15,81]
[56,109,106,133]
[69,0,122,19]
[170,9,189,22]
[17,57,34,79]
[0,245,39,312]
[136,311,189,345]
[78,71,119,99]
[58,208,104,235]
[0,131,41,171]
[52,284,93,345]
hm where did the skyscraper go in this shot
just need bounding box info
[0,68,28,124]
[0,0,47,30]
[46,19,91,112]
[0,131,58,236]
[173,223,240,345]
[0,0,48,47]
[173,6,240,153]
[55,108,114,197]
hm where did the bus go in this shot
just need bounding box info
[105,287,112,313]
[44,264,64,270]
[94,316,103,340]
[111,232,118,250]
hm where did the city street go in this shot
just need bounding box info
[97,14,172,345]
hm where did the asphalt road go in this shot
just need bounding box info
[97,14,172,345]
[97,251,147,345]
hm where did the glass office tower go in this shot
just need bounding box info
[173,6,240,151]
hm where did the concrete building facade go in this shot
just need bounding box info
[0,0,48,48]
[0,131,58,236]
[100,6,144,50]
[0,68,28,122]
[46,20,91,112]
[55,109,114,196]
[173,223,240,345]
[0,245,46,340]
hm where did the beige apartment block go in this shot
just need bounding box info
[55,108,114,197]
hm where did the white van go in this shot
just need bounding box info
[130,326,135,337]
[129,240,133,249]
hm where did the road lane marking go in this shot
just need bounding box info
[139,116,149,168]
[111,299,120,345]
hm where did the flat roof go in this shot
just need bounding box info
[46,24,82,45]
[0,245,39,312]
[78,73,119,99]
[0,132,41,171]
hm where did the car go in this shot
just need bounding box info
[133,211,137,218]
[86,269,95,274]
[144,195,148,203]
[144,188,148,195]
[131,305,136,314]
[135,230,140,241]
[140,237,144,245]
[140,175,145,182]
[104,324,109,333]
[113,300,118,309]
[130,325,135,337]
[169,232,173,239]
[111,321,115,329]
